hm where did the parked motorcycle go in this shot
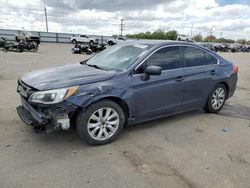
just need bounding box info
[89,44,106,52]
[18,40,39,52]
[71,43,106,55]
[1,38,39,52]
[71,43,92,54]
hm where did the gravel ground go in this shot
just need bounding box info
[0,43,250,188]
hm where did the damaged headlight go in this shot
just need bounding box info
[29,86,79,104]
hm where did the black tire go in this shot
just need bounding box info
[89,40,94,45]
[76,100,125,145]
[205,84,227,113]
[85,49,92,55]
[72,39,77,44]
[108,41,114,45]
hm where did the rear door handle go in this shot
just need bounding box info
[210,70,216,75]
[175,76,184,82]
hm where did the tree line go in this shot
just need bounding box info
[126,30,250,45]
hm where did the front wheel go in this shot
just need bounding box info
[76,100,125,145]
[205,84,227,113]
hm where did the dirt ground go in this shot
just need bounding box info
[0,43,250,188]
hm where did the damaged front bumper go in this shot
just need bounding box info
[16,97,78,133]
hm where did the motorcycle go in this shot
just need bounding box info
[71,43,106,55]
[89,44,106,53]
[18,40,39,52]
[1,38,39,52]
[71,43,92,54]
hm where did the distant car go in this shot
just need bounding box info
[15,31,40,44]
[70,35,95,45]
[107,36,126,45]
[177,34,193,42]
[17,41,238,145]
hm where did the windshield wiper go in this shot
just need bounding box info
[85,63,106,70]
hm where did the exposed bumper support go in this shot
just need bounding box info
[19,97,45,124]
[16,97,77,133]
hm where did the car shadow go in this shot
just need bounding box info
[29,102,250,147]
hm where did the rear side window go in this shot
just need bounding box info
[183,47,205,67]
[205,53,218,65]
[146,46,181,70]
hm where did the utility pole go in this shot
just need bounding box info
[210,28,213,37]
[120,19,125,36]
[220,32,223,38]
[42,0,48,32]
[190,24,193,37]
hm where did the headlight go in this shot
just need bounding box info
[29,86,79,104]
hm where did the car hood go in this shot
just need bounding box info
[20,63,116,90]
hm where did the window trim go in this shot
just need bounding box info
[133,44,219,74]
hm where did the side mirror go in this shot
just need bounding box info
[142,65,162,80]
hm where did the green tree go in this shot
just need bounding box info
[192,34,203,42]
[126,30,178,40]
[165,30,178,40]
[204,35,217,42]
[216,38,234,43]
[151,30,165,39]
[237,39,247,44]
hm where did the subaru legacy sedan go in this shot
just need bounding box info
[17,41,238,145]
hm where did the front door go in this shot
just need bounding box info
[130,46,185,118]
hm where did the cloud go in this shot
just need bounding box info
[0,0,249,39]
[46,0,171,11]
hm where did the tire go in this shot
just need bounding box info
[72,39,77,44]
[85,49,92,55]
[205,84,227,113]
[108,41,114,45]
[89,40,94,45]
[76,100,125,145]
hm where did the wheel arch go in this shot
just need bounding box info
[93,96,130,119]
[218,81,229,98]
[73,96,130,122]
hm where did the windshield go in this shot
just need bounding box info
[86,43,151,71]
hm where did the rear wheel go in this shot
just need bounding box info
[205,84,227,113]
[72,39,77,44]
[76,100,125,145]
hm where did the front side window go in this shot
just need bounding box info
[183,47,205,67]
[145,46,181,71]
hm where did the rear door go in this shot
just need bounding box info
[181,46,219,109]
[130,46,186,118]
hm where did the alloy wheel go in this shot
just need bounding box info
[211,87,225,110]
[87,107,120,141]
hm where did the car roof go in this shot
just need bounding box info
[123,40,204,48]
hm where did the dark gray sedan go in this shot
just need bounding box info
[17,41,238,145]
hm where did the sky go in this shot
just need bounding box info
[0,0,250,40]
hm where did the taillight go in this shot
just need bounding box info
[232,64,239,73]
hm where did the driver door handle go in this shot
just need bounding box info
[210,70,216,75]
[175,76,184,82]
